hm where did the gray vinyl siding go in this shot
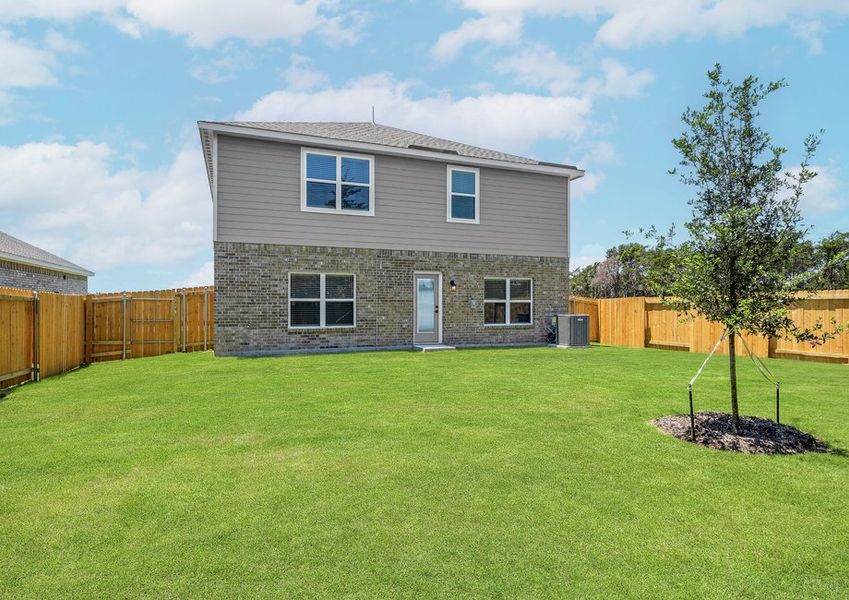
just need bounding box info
[216,135,569,257]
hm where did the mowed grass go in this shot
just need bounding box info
[0,346,847,599]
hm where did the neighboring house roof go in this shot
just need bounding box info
[198,121,584,192]
[0,231,94,277]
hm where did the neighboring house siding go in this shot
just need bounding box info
[214,241,569,355]
[216,135,569,258]
[0,260,87,294]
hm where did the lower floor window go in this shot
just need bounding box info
[484,278,532,325]
[289,273,355,328]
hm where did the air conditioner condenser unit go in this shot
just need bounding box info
[556,313,590,348]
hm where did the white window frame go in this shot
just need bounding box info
[483,277,533,326]
[301,147,375,217]
[446,165,480,224]
[288,272,357,329]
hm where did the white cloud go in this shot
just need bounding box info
[432,14,522,62]
[584,58,655,98]
[0,0,361,47]
[190,43,254,84]
[591,1,849,50]
[107,13,142,38]
[125,0,359,47]
[0,30,58,124]
[439,0,849,54]
[237,73,592,154]
[0,29,57,88]
[282,54,329,91]
[565,139,619,201]
[495,45,654,99]
[0,140,211,272]
[796,165,845,216]
[571,243,607,269]
[792,19,825,55]
[581,140,617,165]
[178,260,214,287]
[0,0,124,21]
[494,43,581,95]
[0,29,86,122]
[571,171,605,199]
[43,29,84,53]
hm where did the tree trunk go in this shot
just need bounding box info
[728,332,740,432]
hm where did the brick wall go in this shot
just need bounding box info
[215,242,569,355]
[0,260,87,294]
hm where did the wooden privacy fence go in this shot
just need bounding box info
[1,286,213,389]
[1,288,85,388]
[570,291,849,364]
[86,287,214,363]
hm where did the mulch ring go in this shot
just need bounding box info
[652,411,830,455]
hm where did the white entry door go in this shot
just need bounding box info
[413,273,441,344]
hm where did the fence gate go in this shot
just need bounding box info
[88,295,177,362]
[85,288,214,364]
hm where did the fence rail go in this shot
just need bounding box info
[1,286,213,389]
[570,291,849,364]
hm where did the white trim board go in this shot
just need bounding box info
[212,132,219,242]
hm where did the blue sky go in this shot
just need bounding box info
[1,1,847,292]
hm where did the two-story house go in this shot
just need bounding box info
[198,121,583,355]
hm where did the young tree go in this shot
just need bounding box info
[662,65,842,431]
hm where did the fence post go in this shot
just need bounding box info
[90,296,95,364]
[121,295,127,360]
[31,292,40,382]
[181,290,187,352]
[203,288,208,351]
[171,294,179,354]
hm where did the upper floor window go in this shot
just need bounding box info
[301,148,374,216]
[447,165,479,224]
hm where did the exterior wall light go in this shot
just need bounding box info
[450,280,457,291]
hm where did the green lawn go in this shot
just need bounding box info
[0,346,847,598]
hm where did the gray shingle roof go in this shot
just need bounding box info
[216,121,570,166]
[0,231,93,277]
[198,121,582,192]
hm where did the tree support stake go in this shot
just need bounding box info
[688,383,695,441]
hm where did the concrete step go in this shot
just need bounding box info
[414,344,456,352]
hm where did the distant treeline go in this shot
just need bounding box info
[571,231,849,298]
